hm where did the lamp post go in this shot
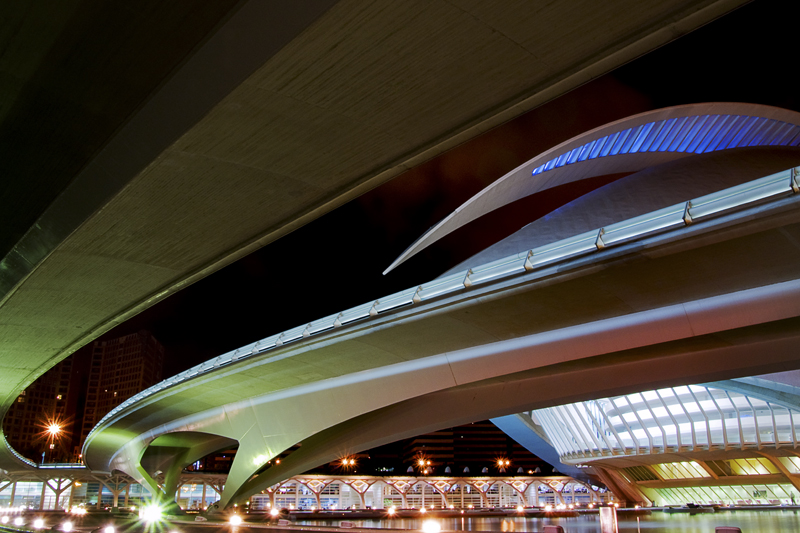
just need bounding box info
[417,458,431,475]
[43,421,62,464]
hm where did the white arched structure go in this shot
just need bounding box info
[386,103,800,272]
[531,385,800,463]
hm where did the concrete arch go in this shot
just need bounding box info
[130,431,237,505]
[289,479,324,508]
[386,103,800,272]
[463,481,490,508]
[382,483,407,508]
[495,479,527,505]
[418,479,449,508]
[96,277,800,510]
[84,187,800,511]
[567,479,600,502]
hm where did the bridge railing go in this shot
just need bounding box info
[1,432,36,468]
[87,167,800,439]
[36,463,86,470]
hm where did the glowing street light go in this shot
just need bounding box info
[47,423,62,438]
[139,504,163,523]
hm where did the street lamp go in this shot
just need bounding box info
[41,419,63,464]
[497,458,510,473]
[417,457,431,474]
[47,423,61,438]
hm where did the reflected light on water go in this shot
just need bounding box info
[295,511,800,532]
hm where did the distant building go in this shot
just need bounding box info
[4,359,75,462]
[77,331,165,452]
[397,421,549,475]
[4,330,166,464]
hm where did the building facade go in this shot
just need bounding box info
[78,331,165,450]
[0,472,609,511]
[3,360,75,463]
[397,421,550,475]
[524,381,800,505]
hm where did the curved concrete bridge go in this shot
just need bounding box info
[84,165,800,510]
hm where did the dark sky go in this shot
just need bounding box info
[86,0,800,378]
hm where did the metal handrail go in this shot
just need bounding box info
[86,167,800,441]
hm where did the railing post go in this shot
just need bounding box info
[682,201,693,225]
[595,228,606,249]
[412,286,423,303]
[462,269,473,288]
[523,250,535,271]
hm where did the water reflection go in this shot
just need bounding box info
[295,511,800,532]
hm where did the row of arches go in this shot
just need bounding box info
[251,476,609,510]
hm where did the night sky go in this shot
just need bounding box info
[80,0,800,378]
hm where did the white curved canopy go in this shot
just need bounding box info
[385,103,800,273]
[533,384,800,462]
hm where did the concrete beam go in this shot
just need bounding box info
[217,317,800,506]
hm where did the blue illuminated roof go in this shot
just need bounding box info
[532,115,800,176]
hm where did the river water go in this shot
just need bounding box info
[294,511,800,532]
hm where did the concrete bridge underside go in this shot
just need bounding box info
[83,193,800,510]
[1,0,745,473]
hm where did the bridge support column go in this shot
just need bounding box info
[96,474,127,509]
[161,451,189,508]
[358,490,366,509]
[208,429,272,513]
[39,481,46,510]
[134,465,164,503]
[45,479,73,510]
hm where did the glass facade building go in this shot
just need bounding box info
[532,385,800,461]
[528,384,800,505]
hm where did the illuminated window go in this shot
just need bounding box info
[707,458,779,476]
[778,457,800,474]
[652,462,709,480]
[621,466,658,482]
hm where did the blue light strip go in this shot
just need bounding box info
[531,115,800,177]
